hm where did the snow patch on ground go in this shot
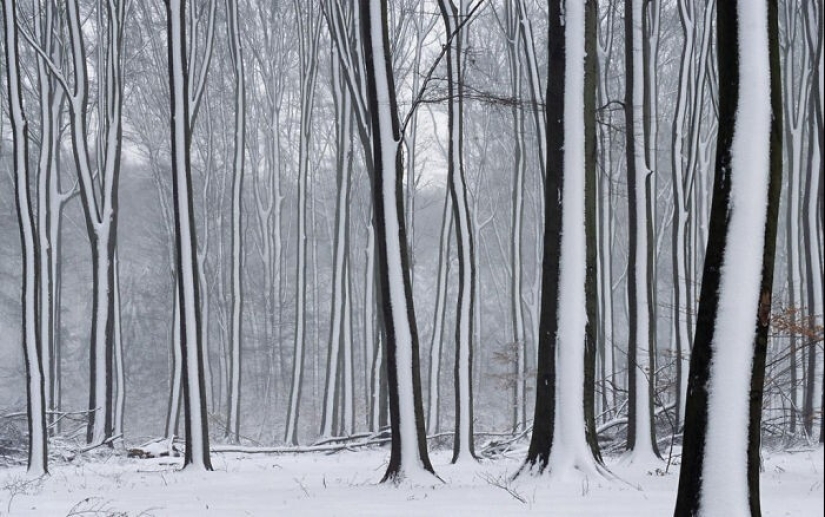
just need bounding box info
[0,447,820,516]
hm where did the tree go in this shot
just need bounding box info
[225,0,246,445]
[360,0,436,483]
[520,0,601,476]
[624,0,660,462]
[502,0,528,432]
[284,1,321,446]
[2,0,48,477]
[674,0,782,512]
[320,46,356,439]
[25,0,129,447]
[426,192,452,435]
[166,0,213,471]
[436,0,478,465]
[670,0,715,426]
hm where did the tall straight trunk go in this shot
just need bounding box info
[582,0,601,464]
[427,193,452,435]
[670,0,695,426]
[2,0,48,475]
[437,0,477,464]
[521,0,564,472]
[225,0,246,444]
[166,0,212,470]
[624,0,659,461]
[674,0,782,512]
[504,0,527,432]
[32,0,60,432]
[113,256,125,442]
[166,289,183,441]
[322,51,355,437]
[361,0,435,483]
[285,2,320,446]
[365,220,387,432]
[802,4,823,436]
[521,0,599,477]
[515,0,547,182]
[780,0,813,435]
[596,6,617,417]
[642,3,661,416]
[342,260,355,435]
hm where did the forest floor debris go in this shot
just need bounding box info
[0,446,821,516]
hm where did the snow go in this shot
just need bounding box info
[0,448,820,515]
[700,0,773,514]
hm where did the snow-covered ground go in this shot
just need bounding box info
[0,446,821,516]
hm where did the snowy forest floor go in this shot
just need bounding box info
[0,446,822,516]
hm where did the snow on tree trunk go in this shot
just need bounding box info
[113,257,125,443]
[322,51,354,438]
[427,193,452,436]
[285,2,320,446]
[515,0,546,183]
[623,0,659,463]
[674,0,782,512]
[226,0,246,445]
[166,289,183,441]
[504,0,527,432]
[437,0,477,465]
[521,0,601,478]
[2,0,48,476]
[360,0,436,483]
[167,0,212,471]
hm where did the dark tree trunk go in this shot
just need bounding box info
[583,0,602,465]
[522,0,564,473]
[673,0,781,514]
[2,0,48,475]
[166,0,213,471]
[747,0,783,511]
[360,0,434,482]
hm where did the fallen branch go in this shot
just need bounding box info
[211,437,391,455]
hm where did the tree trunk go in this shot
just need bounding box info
[2,0,48,475]
[166,0,213,470]
[624,0,659,462]
[437,0,477,465]
[674,0,781,512]
[521,0,599,477]
[225,0,246,445]
[360,0,435,483]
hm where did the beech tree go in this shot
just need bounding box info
[2,0,48,476]
[674,0,782,512]
[436,0,478,465]
[360,0,436,483]
[225,0,246,445]
[284,1,322,446]
[624,0,660,462]
[166,0,213,471]
[520,0,602,476]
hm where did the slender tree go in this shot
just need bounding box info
[225,0,246,445]
[2,0,48,477]
[284,1,321,446]
[624,0,660,462]
[360,0,436,483]
[166,0,213,471]
[436,0,477,465]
